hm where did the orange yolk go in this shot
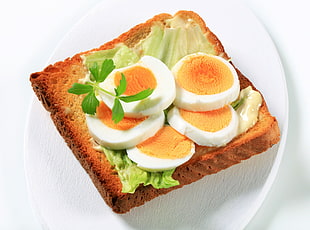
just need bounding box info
[180,106,232,132]
[97,102,148,130]
[136,126,192,159]
[114,66,157,96]
[176,55,234,95]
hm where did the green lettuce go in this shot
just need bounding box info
[139,24,216,68]
[102,147,179,193]
[84,23,216,70]
[84,45,139,69]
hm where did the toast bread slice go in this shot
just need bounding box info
[30,10,280,213]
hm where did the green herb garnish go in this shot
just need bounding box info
[68,59,153,123]
[231,97,245,110]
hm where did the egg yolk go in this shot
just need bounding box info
[176,55,234,95]
[136,126,193,159]
[114,66,157,96]
[97,102,148,130]
[180,106,232,132]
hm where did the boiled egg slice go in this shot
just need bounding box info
[86,102,165,150]
[126,126,195,172]
[99,55,176,117]
[172,53,240,111]
[167,105,239,147]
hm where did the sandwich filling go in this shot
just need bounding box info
[73,15,262,193]
[114,66,157,96]
[175,54,234,95]
[179,106,232,132]
[136,126,193,160]
[97,102,148,130]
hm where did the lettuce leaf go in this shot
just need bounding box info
[102,147,180,193]
[84,23,216,70]
[84,45,139,69]
[139,24,216,69]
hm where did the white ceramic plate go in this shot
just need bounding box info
[25,0,288,229]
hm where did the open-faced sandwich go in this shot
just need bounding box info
[30,10,280,213]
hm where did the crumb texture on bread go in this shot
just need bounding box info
[30,10,280,214]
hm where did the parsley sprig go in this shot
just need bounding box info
[68,59,154,123]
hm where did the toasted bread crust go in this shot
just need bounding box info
[30,11,280,213]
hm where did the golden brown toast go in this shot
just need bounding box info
[30,10,280,213]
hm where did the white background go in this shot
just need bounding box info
[0,0,309,229]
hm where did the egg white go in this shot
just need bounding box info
[99,55,176,117]
[126,139,195,172]
[86,111,165,150]
[172,53,240,111]
[167,105,239,147]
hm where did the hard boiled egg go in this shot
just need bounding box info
[86,102,165,150]
[126,126,195,172]
[167,105,239,147]
[172,53,240,111]
[99,55,176,117]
